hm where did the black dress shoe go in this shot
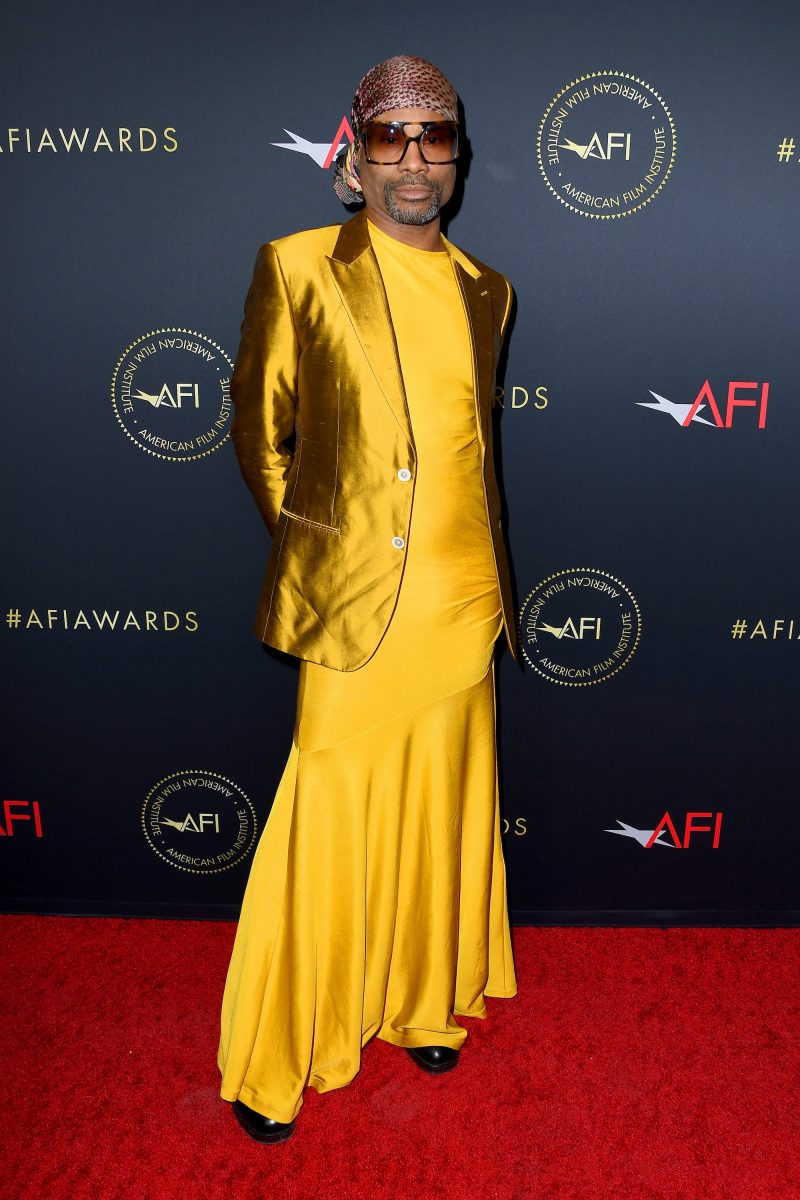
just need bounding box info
[232,1099,295,1143]
[406,1045,460,1073]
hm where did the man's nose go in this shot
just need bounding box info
[403,137,428,171]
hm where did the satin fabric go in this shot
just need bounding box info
[229,210,516,671]
[218,227,516,1125]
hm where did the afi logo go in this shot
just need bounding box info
[560,132,631,160]
[606,812,723,848]
[639,381,769,428]
[271,116,355,169]
[648,811,723,848]
[540,617,602,640]
[134,383,200,409]
[0,800,43,837]
[159,812,220,833]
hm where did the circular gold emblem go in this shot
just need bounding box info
[111,328,233,462]
[537,70,676,219]
[141,769,257,873]
[519,568,641,686]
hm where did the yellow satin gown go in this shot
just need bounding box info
[218,220,516,1124]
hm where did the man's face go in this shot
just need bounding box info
[356,107,457,228]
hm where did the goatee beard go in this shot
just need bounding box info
[383,177,443,225]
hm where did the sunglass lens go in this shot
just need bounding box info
[365,123,406,162]
[420,123,458,161]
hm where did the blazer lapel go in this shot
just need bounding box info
[448,250,495,452]
[325,213,496,450]
[326,212,413,445]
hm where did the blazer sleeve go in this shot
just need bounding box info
[230,242,300,536]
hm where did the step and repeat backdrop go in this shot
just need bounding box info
[2,0,798,923]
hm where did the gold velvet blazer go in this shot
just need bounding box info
[230,209,515,671]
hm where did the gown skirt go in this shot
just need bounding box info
[218,228,517,1125]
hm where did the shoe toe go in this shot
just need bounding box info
[232,1099,295,1143]
[406,1045,460,1073]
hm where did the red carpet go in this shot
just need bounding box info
[1,917,798,1200]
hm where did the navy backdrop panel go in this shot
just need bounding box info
[2,0,798,922]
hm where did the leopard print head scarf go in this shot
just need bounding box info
[333,55,458,205]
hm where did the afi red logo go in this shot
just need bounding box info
[639,381,769,428]
[683,381,769,428]
[646,811,722,849]
[0,800,43,837]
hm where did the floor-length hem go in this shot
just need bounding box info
[221,990,518,1123]
[218,669,516,1122]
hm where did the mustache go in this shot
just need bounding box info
[386,176,439,192]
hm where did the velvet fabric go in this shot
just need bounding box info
[230,210,515,671]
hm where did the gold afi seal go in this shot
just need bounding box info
[519,568,641,686]
[537,70,676,219]
[111,328,233,462]
[141,770,257,873]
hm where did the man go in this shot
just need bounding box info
[218,54,517,1144]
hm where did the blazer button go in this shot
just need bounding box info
[391,536,405,549]
[397,468,412,482]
